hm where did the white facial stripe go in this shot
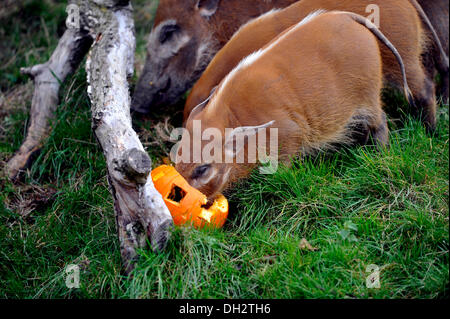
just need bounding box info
[217,166,232,193]
[148,19,177,42]
[190,165,217,189]
[147,19,191,59]
[201,166,217,186]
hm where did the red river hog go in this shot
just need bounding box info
[184,0,448,132]
[175,11,414,200]
[131,0,297,113]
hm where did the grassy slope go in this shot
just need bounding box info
[0,0,448,298]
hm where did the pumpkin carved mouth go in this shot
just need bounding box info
[167,185,187,203]
[151,165,229,228]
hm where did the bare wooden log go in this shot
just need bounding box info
[6,28,92,180]
[7,0,173,273]
[83,0,173,272]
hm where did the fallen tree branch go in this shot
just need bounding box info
[7,0,173,274]
[82,0,173,273]
[6,28,92,180]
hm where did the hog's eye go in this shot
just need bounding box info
[159,24,179,44]
[192,164,211,179]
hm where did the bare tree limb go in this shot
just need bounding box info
[6,28,92,180]
[83,0,173,273]
[6,0,173,273]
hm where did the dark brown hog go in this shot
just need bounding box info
[132,0,448,115]
[130,0,298,114]
[418,0,449,102]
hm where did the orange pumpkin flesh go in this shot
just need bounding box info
[151,165,228,228]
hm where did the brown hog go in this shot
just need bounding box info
[133,0,448,117]
[175,11,414,200]
[184,0,448,131]
[131,0,297,113]
[418,0,449,102]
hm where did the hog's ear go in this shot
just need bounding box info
[196,0,220,18]
[190,86,218,119]
[224,120,275,158]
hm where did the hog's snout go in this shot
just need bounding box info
[131,76,172,114]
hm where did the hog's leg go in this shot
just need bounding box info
[370,112,389,148]
[403,57,438,133]
[438,66,449,105]
[412,76,438,133]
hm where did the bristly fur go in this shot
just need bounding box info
[177,11,394,199]
[209,10,326,111]
[184,0,439,131]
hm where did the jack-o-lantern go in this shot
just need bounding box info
[151,165,228,228]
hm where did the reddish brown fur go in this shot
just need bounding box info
[418,0,449,102]
[132,0,297,113]
[183,0,439,131]
[418,0,449,55]
[153,0,296,47]
[176,11,393,200]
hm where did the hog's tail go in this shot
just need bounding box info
[340,11,416,109]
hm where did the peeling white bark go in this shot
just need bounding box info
[6,28,92,180]
[83,0,173,273]
[7,0,173,274]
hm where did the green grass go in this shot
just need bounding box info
[0,0,448,299]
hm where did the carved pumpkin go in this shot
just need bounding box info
[151,165,228,228]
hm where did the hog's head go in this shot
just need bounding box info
[131,0,221,113]
[174,107,275,201]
